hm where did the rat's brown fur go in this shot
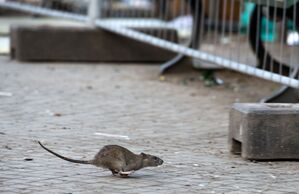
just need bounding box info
[38,141,163,176]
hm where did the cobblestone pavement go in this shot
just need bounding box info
[1,56,299,194]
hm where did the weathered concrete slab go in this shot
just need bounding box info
[11,25,177,62]
[229,103,299,160]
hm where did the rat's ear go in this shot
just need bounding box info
[140,152,146,158]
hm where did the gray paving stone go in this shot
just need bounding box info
[0,57,298,193]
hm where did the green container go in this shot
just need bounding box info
[241,2,276,42]
[249,0,299,8]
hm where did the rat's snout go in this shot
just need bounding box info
[158,158,164,165]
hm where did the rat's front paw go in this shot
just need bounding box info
[119,171,135,177]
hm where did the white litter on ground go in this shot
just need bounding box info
[94,132,130,140]
[0,91,12,97]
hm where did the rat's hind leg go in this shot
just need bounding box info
[106,161,125,176]
[109,169,118,176]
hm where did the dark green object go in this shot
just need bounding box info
[200,70,219,87]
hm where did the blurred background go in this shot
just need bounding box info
[1,0,299,92]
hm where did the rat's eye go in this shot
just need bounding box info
[153,156,158,160]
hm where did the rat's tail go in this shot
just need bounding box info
[38,141,91,165]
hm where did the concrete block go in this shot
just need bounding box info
[10,25,177,62]
[229,103,299,160]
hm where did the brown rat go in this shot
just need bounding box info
[38,141,163,177]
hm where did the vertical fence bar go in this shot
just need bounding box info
[88,0,101,27]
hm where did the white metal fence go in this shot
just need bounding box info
[1,0,299,88]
